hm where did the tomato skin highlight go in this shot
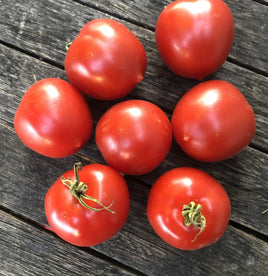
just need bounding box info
[171,80,256,162]
[95,100,172,175]
[65,18,147,100]
[155,0,234,80]
[45,163,130,247]
[14,78,93,158]
[147,167,231,250]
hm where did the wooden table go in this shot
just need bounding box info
[1,0,267,275]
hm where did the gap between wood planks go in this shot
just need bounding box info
[75,151,268,244]
[72,0,268,30]
[227,56,268,78]
[1,3,268,80]
[0,204,148,276]
[0,188,267,257]
[228,220,268,243]
[70,0,155,31]
[252,0,268,6]
[1,39,266,156]
[70,0,268,75]
[0,119,266,242]
[0,40,64,71]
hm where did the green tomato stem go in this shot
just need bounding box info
[65,42,72,51]
[182,201,206,242]
[262,209,268,214]
[61,162,115,214]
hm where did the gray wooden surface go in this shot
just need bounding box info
[0,0,267,275]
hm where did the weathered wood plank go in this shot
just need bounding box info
[0,43,268,235]
[0,121,267,276]
[0,210,139,276]
[1,0,267,73]
[1,0,267,275]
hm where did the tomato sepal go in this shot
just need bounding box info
[182,201,206,242]
[62,162,115,214]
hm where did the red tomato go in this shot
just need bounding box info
[171,80,256,162]
[64,18,147,100]
[147,167,231,250]
[14,78,92,158]
[45,163,130,247]
[155,0,234,80]
[95,100,172,175]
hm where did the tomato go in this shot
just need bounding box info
[171,80,256,162]
[14,78,93,158]
[155,0,234,80]
[45,162,130,247]
[95,100,172,175]
[147,167,231,250]
[64,18,147,100]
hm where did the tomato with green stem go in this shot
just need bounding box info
[147,167,231,250]
[45,162,130,247]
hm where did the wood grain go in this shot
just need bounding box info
[1,43,268,235]
[1,0,267,149]
[0,210,140,276]
[2,0,265,72]
[0,0,267,275]
[1,121,267,276]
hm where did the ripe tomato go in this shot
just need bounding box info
[147,167,231,250]
[155,0,234,80]
[171,80,256,162]
[64,18,147,100]
[95,100,172,175]
[14,78,93,158]
[45,162,130,247]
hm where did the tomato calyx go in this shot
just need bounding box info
[182,201,206,242]
[61,162,115,214]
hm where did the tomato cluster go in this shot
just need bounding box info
[14,0,256,250]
